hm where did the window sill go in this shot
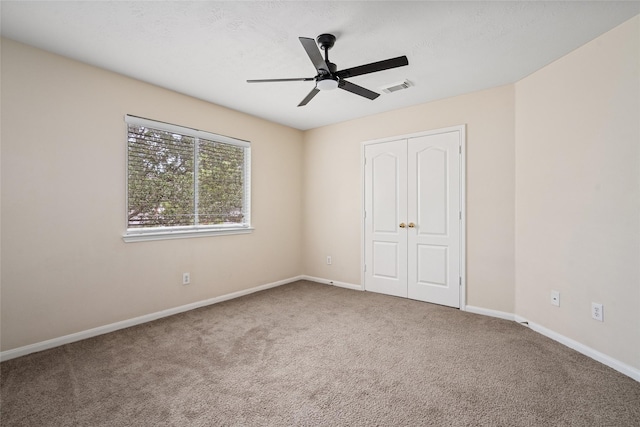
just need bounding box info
[122,226,254,243]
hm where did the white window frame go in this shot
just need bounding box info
[123,115,253,243]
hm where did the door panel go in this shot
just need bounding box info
[417,244,448,286]
[364,140,408,298]
[416,147,448,235]
[372,242,399,278]
[372,154,401,233]
[408,131,461,307]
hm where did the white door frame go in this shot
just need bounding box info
[361,125,467,309]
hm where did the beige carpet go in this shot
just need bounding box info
[1,280,639,426]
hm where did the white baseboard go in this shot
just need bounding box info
[301,275,363,291]
[0,275,304,362]
[465,305,516,321]
[524,319,640,382]
[466,306,639,382]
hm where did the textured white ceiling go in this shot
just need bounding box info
[2,1,639,130]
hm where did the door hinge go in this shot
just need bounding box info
[364,210,367,218]
[364,264,367,272]
[459,277,462,286]
[459,211,462,220]
[459,145,462,154]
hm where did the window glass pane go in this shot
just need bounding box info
[128,125,195,228]
[198,139,245,225]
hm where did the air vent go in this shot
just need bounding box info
[380,80,412,94]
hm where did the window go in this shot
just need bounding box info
[123,115,251,242]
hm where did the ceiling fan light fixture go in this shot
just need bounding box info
[317,76,339,91]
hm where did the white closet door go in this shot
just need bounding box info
[363,140,408,298]
[407,131,461,307]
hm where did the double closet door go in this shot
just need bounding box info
[363,126,465,308]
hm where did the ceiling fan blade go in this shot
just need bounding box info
[298,87,320,107]
[338,80,380,100]
[247,77,315,83]
[299,37,329,73]
[336,56,408,79]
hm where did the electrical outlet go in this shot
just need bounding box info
[551,290,560,307]
[326,256,332,265]
[591,303,603,322]
[182,272,191,285]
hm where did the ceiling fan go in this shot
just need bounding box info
[247,34,409,107]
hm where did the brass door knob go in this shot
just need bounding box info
[408,222,416,228]
[399,223,406,228]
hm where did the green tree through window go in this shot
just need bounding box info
[126,116,250,233]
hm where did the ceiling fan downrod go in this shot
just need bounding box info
[316,34,338,89]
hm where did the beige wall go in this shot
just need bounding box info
[2,15,638,375]
[515,16,640,369]
[1,39,304,351]
[302,85,516,313]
